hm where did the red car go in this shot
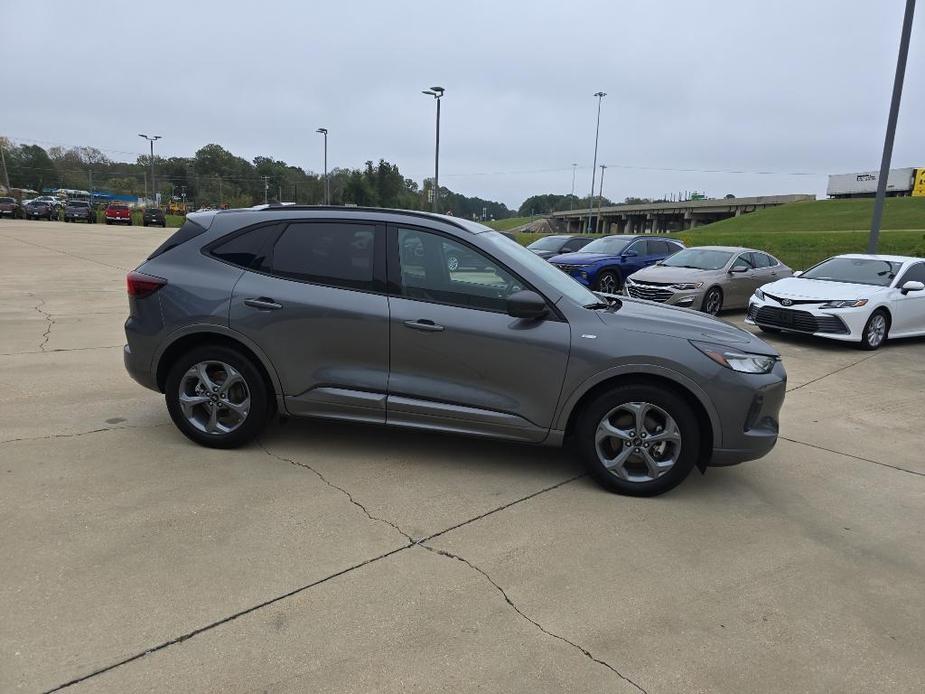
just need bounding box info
[105,203,132,225]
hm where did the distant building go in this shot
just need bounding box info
[827,167,924,198]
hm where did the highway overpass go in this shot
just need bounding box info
[549,194,815,234]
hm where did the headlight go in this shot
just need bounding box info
[754,287,765,301]
[671,282,703,291]
[819,299,868,308]
[690,341,778,374]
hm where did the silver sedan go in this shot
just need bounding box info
[624,246,793,315]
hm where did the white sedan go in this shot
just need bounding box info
[746,254,925,350]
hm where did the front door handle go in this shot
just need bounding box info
[244,297,283,311]
[403,319,445,332]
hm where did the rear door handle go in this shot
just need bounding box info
[244,297,283,311]
[403,319,445,332]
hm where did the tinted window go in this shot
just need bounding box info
[626,240,648,255]
[562,237,590,252]
[650,240,671,255]
[898,263,925,285]
[749,252,772,268]
[210,224,280,270]
[68,201,90,208]
[271,222,376,290]
[398,228,525,312]
[731,253,754,270]
[148,219,207,259]
[527,235,567,251]
[802,257,901,287]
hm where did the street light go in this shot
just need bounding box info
[569,163,578,211]
[138,134,161,206]
[422,86,445,213]
[315,128,329,205]
[596,164,607,234]
[587,92,606,232]
[868,0,916,253]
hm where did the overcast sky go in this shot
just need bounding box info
[3,0,923,208]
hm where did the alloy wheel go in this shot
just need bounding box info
[598,273,618,293]
[867,313,886,347]
[178,361,251,434]
[704,289,722,315]
[594,401,682,482]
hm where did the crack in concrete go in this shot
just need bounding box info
[28,293,54,352]
[786,351,881,393]
[780,436,925,478]
[1,422,170,445]
[46,444,593,692]
[418,543,648,693]
[0,344,124,357]
[257,440,416,543]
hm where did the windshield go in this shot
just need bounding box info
[801,257,901,287]
[482,232,600,307]
[662,248,733,270]
[581,236,630,255]
[527,236,567,251]
[68,201,89,208]
[0,197,14,204]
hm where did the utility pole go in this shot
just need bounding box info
[868,0,916,253]
[0,141,10,192]
[587,92,606,232]
[262,176,269,204]
[570,163,578,211]
[218,177,223,207]
[138,134,161,206]
[143,170,148,203]
[316,128,328,204]
[88,169,93,204]
[422,87,445,212]
[596,164,607,234]
[278,184,282,202]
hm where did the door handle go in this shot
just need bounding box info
[403,319,445,332]
[244,297,283,311]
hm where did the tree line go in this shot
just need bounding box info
[0,138,512,219]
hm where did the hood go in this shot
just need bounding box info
[629,264,721,284]
[548,252,612,266]
[761,276,888,300]
[597,297,779,356]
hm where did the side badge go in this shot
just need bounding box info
[580,334,597,339]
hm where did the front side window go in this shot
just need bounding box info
[271,222,377,290]
[898,263,925,286]
[582,236,631,255]
[397,228,524,312]
[732,253,755,271]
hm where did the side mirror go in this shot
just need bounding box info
[901,280,925,294]
[622,249,638,258]
[729,266,748,274]
[507,290,549,320]
[793,270,803,277]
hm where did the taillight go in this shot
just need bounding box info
[126,271,167,298]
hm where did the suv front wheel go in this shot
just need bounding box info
[576,384,700,496]
[165,345,270,448]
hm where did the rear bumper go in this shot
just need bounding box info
[123,343,158,392]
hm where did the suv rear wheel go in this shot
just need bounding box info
[576,384,700,496]
[165,345,270,448]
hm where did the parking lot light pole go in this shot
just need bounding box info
[138,134,161,207]
[596,164,607,234]
[422,87,445,213]
[587,92,606,232]
[868,0,916,253]
[315,128,328,204]
[570,163,578,211]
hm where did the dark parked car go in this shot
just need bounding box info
[123,207,786,497]
[548,235,684,293]
[105,203,132,225]
[63,200,96,223]
[142,208,167,227]
[0,197,24,219]
[526,234,594,260]
[24,200,57,220]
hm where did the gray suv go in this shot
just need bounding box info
[124,207,786,496]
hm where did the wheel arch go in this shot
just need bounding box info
[559,367,718,470]
[154,326,284,412]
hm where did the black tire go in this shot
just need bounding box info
[758,325,780,334]
[701,286,723,315]
[858,309,889,351]
[575,383,700,497]
[596,270,621,294]
[165,344,270,449]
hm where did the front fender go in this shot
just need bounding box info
[552,362,723,448]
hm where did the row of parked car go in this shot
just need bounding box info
[0,196,168,227]
[527,233,925,350]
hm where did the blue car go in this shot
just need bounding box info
[548,235,685,293]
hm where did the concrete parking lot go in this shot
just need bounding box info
[1,219,923,693]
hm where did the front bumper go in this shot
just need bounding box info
[707,360,787,467]
[624,281,705,308]
[551,264,594,287]
[745,297,861,342]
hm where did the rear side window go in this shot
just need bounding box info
[209,224,281,270]
[650,239,671,255]
[147,219,207,259]
[750,252,772,268]
[270,222,377,290]
[562,237,589,252]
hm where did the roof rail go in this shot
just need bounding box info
[251,205,472,231]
